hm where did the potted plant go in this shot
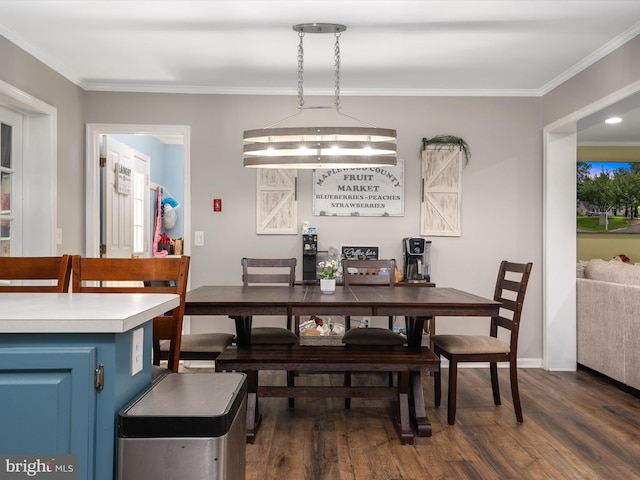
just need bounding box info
[318,260,337,294]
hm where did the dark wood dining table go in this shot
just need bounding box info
[185,285,500,347]
[185,285,501,440]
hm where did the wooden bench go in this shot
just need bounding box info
[215,345,440,444]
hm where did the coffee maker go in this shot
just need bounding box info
[403,237,431,283]
[302,233,318,283]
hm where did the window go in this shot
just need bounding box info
[0,120,17,257]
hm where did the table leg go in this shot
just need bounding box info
[410,371,432,437]
[395,372,415,444]
[405,316,426,348]
[230,315,253,346]
[245,370,261,443]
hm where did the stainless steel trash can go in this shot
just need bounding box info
[117,372,246,480]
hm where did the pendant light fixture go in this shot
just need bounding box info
[243,23,397,169]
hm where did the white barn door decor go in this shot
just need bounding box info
[420,146,463,237]
[256,169,298,234]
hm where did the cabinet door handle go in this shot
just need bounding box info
[95,364,105,391]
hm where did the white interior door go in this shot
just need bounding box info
[101,136,150,258]
[102,135,132,258]
[132,151,151,257]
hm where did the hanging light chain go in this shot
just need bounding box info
[297,30,305,109]
[334,30,341,111]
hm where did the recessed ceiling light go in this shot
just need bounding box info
[605,117,622,124]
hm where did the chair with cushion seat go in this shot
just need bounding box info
[156,332,235,365]
[241,257,299,345]
[431,260,533,425]
[241,257,298,407]
[144,280,235,368]
[341,258,405,408]
[0,255,72,292]
[71,255,191,375]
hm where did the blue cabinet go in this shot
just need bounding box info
[0,292,178,480]
[0,325,154,480]
[0,346,97,479]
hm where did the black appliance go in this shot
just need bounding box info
[302,234,318,282]
[403,237,431,282]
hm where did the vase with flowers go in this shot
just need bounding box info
[318,260,337,294]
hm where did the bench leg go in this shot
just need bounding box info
[410,371,432,437]
[395,372,414,445]
[245,370,261,443]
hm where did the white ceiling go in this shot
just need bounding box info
[1,1,639,142]
[1,0,639,96]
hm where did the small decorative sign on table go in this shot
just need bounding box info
[313,160,404,216]
[341,246,379,260]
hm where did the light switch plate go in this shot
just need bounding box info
[195,230,204,246]
[131,328,143,376]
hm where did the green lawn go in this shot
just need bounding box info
[577,215,640,232]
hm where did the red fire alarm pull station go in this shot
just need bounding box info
[213,199,222,212]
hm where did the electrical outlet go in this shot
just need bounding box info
[131,328,143,376]
[360,317,370,328]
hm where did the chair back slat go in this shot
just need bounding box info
[490,261,533,354]
[71,255,190,373]
[0,255,72,292]
[342,259,396,286]
[241,258,296,286]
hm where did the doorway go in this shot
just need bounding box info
[85,124,191,258]
[0,80,56,257]
[543,80,640,371]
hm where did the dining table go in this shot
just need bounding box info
[185,285,500,347]
[185,285,501,440]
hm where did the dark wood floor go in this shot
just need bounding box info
[197,367,640,480]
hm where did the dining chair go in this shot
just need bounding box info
[145,279,235,369]
[0,255,72,292]
[241,257,298,407]
[241,257,298,344]
[431,260,533,425]
[71,255,191,373]
[341,258,406,408]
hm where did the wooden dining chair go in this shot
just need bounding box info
[0,255,72,292]
[241,257,298,344]
[431,260,533,425]
[242,257,298,407]
[145,279,235,367]
[341,258,405,408]
[71,255,190,373]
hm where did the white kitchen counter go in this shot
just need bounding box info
[0,293,180,333]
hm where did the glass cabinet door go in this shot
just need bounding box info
[0,122,13,257]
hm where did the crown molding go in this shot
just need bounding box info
[540,21,640,95]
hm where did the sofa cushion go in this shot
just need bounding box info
[584,258,640,286]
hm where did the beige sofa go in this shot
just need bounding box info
[576,259,640,391]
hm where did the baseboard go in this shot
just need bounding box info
[438,357,543,369]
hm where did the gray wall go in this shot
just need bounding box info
[0,36,85,257]
[3,31,638,365]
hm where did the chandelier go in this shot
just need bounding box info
[243,23,397,169]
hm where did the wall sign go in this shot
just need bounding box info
[115,162,131,195]
[341,246,379,260]
[313,159,404,216]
